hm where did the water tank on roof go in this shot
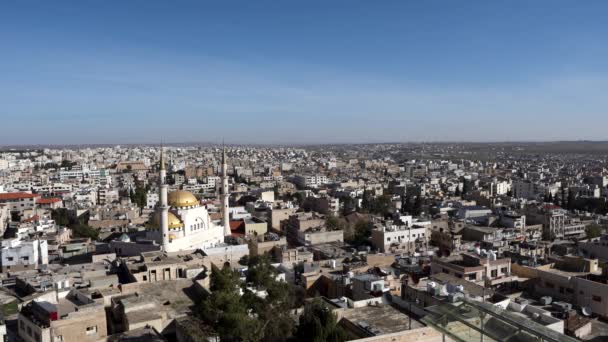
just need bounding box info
[489,251,497,261]
[582,306,592,317]
[540,296,552,305]
[552,301,572,312]
[448,292,464,303]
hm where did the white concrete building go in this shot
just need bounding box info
[146,191,159,209]
[0,192,40,214]
[293,174,329,188]
[371,223,428,253]
[1,238,49,272]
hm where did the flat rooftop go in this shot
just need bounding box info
[340,304,424,336]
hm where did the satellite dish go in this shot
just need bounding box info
[582,307,592,317]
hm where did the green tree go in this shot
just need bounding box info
[296,299,347,342]
[130,185,147,210]
[51,208,71,227]
[585,224,604,239]
[567,190,576,211]
[345,220,371,246]
[412,195,423,216]
[360,190,371,212]
[199,265,262,341]
[71,223,99,240]
[198,258,296,342]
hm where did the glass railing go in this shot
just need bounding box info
[422,298,578,342]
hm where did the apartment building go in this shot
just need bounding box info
[431,252,513,286]
[0,204,9,236]
[36,198,63,210]
[267,204,296,232]
[513,179,543,200]
[293,174,329,188]
[0,192,40,214]
[371,223,428,253]
[1,238,49,272]
[514,257,608,318]
[528,205,586,239]
[32,183,72,195]
[18,289,107,342]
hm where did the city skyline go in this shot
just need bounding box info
[2,1,608,144]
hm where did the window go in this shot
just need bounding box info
[7,257,13,261]
[545,282,554,289]
[491,270,497,278]
[500,267,508,274]
[442,268,449,274]
[592,295,602,302]
[86,326,98,335]
[468,274,476,280]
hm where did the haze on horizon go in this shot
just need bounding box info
[1,1,608,145]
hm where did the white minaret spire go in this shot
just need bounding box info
[221,141,231,237]
[159,143,170,251]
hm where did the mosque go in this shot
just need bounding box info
[147,146,232,253]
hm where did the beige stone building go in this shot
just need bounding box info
[18,289,107,342]
[124,251,209,283]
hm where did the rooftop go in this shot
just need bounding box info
[0,192,40,200]
[423,298,578,342]
[339,304,424,336]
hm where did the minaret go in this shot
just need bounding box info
[159,146,170,251]
[221,143,231,237]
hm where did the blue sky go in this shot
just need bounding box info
[1,1,607,145]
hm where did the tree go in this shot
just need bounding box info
[198,258,296,341]
[71,224,99,240]
[567,190,576,211]
[295,299,347,342]
[585,224,604,239]
[461,179,468,196]
[360,190,371,213]
[60,160,75,169]
[412,195,423,216]
[353,220,371,246]
[199,265,261,341]
[326,216,345,232]
[51,208,71,227]
[130,185,147,210]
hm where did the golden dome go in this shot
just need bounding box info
[168,190,199,207]
[150,210,184,230]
